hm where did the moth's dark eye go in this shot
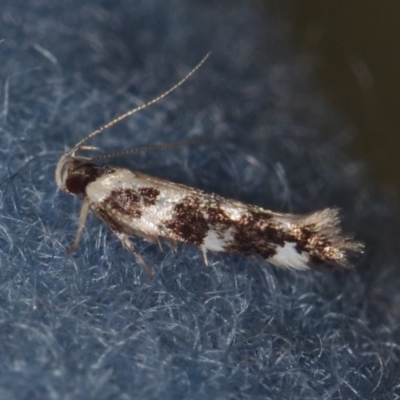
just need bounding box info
[66,174,88,195]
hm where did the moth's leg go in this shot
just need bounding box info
[201,246,209,266]
[163,239,177,252]
[113,231,154,279]
[67,197,90,254]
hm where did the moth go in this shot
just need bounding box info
[55,53,363,278]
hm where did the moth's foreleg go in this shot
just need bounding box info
[67,197,90,254]
[113,231,154,279]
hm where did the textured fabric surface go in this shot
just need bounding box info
[0,0,399,399]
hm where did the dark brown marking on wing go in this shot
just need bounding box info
[164,194,278,251]
[164,196,209,245]
[206,203,230,224]
[224,211,281,259]
[139,187,160,206]
[103,188,142,218]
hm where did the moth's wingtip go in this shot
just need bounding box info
[319,238,365,272]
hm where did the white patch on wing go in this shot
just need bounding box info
[86,169,136,203]
[203,227,233,252]
[139,198,178,235]
[268,242,310,270]
[221,203,248,221]
[271,216,296,232]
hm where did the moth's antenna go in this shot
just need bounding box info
[72,52,211,152]
[91,137,206,162]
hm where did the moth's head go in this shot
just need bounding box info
[55,150,99,195]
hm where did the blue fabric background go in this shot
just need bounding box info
[0,0,399,398]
